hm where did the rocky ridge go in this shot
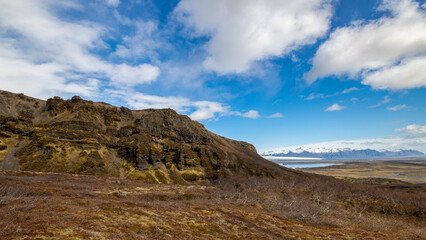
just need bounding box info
[0,90,293,183]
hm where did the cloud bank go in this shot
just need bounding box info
[395,124,426,136]
[0,0,160,99]
[306,0,426,90]
[175,0,334,74]
[0,0,256,121]
[265,124,426,153]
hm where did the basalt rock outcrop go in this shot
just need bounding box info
[0,90,295,183]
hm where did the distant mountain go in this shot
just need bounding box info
[261,148,425,159]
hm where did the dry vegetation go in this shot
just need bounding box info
[0,90,289,183]
[0,171,424,239]
[304,161,426,184]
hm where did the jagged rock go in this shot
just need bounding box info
[0,90,295,183]
[70,96,84,103]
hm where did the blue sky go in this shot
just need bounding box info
[0,0,425,152]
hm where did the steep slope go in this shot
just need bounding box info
[0,90,295,183]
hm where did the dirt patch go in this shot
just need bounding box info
[1,140,29,170]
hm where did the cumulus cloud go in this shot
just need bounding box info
[125,92,228,121]
[268,113,283,118]
[189,101,230,121]
[126,93,190,111]
[305,0,426,90]
[325,103,346,111]
[395,124,426,136]
[387,104,409,111]
[242,110,260,119]
[108,64,159,87]
[0,0,159,99]
[175,0,334,74]
[124,92,262,121]
[362,56,426,89]
[0,0,270,122]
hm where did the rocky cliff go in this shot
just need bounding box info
[0,90,293,183]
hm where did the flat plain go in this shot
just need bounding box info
[303,159,426,184]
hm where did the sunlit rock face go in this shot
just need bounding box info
[0,90,290,183]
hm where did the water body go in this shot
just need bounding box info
[280,163,341,169]
[263,156,328,163]
[263,156,342,169]
[263,156,323,161]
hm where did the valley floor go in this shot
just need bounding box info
[303,160,426,184]
[1,171,425,239]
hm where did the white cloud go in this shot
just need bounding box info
[190,101,229,121]
[304,86,359,100]
[387,104,408,111]
[175,0,334,74]
[226,110,262,119]
[264,124,426,153]
[112,20,163,61]
[268,113,283,118]
[264,135,426,154]
[242,110,260,119]
[395,124,426,136]
[341,87,358,94]
[304,93,325,100]
[362,56,426,89]
[0,0,159,99]
[126,92,263,120]
[106,0,120,7]
[109,64,159,87]
[306,0,426,90]
[126,93,191,111]
[369,95,391,108]
[125,92,228,121]
[0,0,273,122]
[325,103,346,111]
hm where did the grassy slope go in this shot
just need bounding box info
[1,171,425,239]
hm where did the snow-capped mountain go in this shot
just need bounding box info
[261,148,425,159]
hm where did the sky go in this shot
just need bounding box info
[0,0,425,153]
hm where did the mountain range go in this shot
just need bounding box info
[261,148,425,159]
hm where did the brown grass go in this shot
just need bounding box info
[0,171,424,239]
[304,161,426,184]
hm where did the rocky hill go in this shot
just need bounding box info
[0,90,295,183]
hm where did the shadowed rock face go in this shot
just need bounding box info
[0,90,296,183]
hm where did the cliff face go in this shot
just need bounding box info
[0,90,291,183]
